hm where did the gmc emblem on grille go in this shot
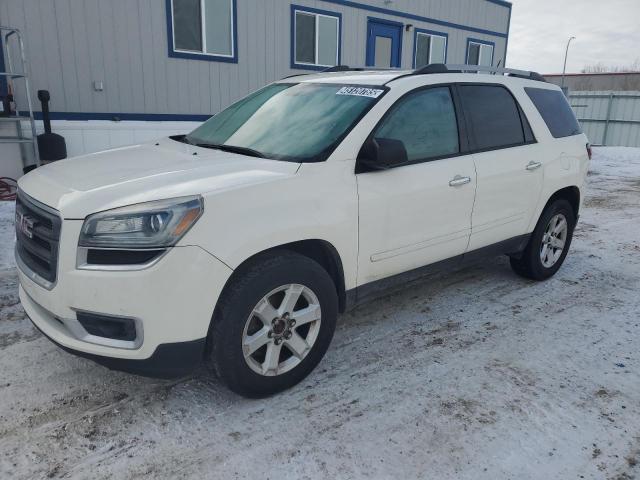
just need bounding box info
[16,213,35,239]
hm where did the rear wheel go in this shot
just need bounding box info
[510,199,576,280]
[209,251,338,397]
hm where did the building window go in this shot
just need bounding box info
[413,29,447,68]
[291,5,341,70]
[466,39,494,66]
[169,0,237,62]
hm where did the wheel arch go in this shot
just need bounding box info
[275,239,347,313]
[204,239,347,360]
[219,239,347,313]
[544,186,581,220]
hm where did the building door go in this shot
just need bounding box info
[366,19,403,68]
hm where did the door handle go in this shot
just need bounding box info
[526,161,542,171]
[449,175,471,187]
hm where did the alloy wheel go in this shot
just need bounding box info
[540,213,568,268]
[242,284,322,376]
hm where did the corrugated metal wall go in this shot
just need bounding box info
[0,0,509,117]
[570,91,640,147]
[546,74,640,92]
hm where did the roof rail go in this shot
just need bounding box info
[322,65,402,73]
[408,63,545,82]
[322,65,359,73]
[412,63,455,75]
[281,63,547,83]
[279,72,312,80]
[445,64,546,82]
[280,65,394,80]
[386,63,546,84]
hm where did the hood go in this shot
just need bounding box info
[18,138,300,218]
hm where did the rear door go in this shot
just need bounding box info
[458,84,544,251]
[356,86,476,285]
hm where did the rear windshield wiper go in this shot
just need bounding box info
[194,142,265,158]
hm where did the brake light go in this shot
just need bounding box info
[586,143,592,160]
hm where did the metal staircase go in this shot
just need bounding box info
[0,26,40,169]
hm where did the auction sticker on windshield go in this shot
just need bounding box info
[336,86,384,98]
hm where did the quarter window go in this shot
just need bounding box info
[466,40,493,66]
[373,87,459,163]
[525,87,582,138]
[458,85,526,150]
[414,31,447,68]
[293,8,341,68]
[171,0,235,59]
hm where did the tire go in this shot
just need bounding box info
[510,198,576,281]
[209,250,338,397]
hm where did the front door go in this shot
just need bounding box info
[356,86,476,286]
[366,19,403,68]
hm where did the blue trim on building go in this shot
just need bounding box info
[0,33,7,96]
[465,37,495,66]
[412,28,448,68]
[31,111,211,122]
[165,0,239,63]
[290,4,342,71]
[318,0,509,38]
[365,17,404,68]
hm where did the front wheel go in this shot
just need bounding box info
[510,199,576,280]
[209,251,338,397]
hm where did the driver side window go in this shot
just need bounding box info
[374,86,459,163]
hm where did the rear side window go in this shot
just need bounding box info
[374,86,459,162]
[525,87,582,138]
[458,85,527,151]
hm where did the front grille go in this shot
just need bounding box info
[15,192,62,287]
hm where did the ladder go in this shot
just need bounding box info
[0,26,40,169]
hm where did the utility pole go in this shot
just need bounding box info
[561,36,576,92]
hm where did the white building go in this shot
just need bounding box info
[0,0,512,177]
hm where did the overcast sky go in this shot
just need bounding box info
[507,0,640,74]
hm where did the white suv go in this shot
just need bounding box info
[16,65,590,397]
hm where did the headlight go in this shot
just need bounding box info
[79,196,203,248]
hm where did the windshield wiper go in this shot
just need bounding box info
[194,142,265,158]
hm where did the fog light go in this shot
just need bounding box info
[76,312,137,342]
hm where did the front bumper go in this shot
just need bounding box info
[18,217,233,373]
[29,314,206,378]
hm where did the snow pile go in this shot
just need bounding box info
[590,146,640,177]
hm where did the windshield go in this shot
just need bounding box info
[185,83,386,162]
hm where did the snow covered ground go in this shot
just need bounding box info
[1,147,639,480]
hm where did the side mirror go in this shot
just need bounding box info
[357,137,409,172]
